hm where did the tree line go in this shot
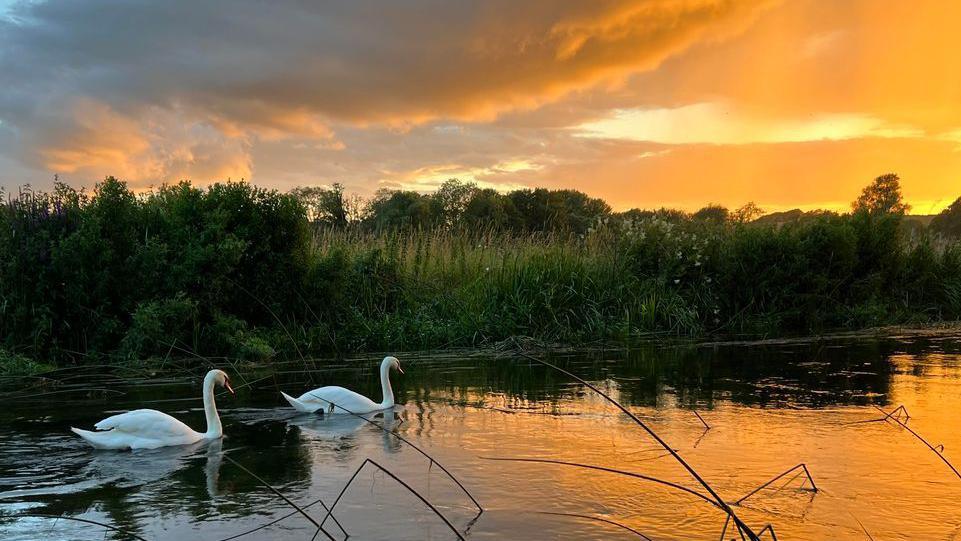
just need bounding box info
[1,172,959,372]
[292,174,961,237]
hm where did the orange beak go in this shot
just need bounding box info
[225,379,235,394]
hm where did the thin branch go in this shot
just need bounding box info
[320,458,466,541]
[872,404,961,482]
[479,456,718,509]
[11,513,148,541]
[535,511,653,540]
[692,409,711,430]
[306,393,483,514]
[735,464,818,505]
[507,344,760,540]
[222,454,344,541]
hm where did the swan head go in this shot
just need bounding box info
[209,369,235,394]
[385,356,403,374]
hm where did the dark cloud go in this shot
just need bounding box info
[0,0,771,184]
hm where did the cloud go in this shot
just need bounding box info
[575,102,924,145]
[19,98,252,186]
[0,0,773,184]
[0,0,958,215]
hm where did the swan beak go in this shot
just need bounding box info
[225,380,235,394]
[397,365,404,374]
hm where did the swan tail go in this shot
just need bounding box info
[281,392,319,413]
[71,427,118,450]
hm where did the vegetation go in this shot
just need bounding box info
[1,173,960,369]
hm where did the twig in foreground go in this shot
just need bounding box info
[223,454,344,541]
[735,463,818,505]
[320,458,466,541]
[11,513,148,541]
[507,344,761,541]
[536,511,653,540]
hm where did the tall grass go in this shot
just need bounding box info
[1,178,960,368]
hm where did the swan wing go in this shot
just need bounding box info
[94,409,197,439]
[300,386,380,413]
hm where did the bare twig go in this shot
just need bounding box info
[479,456,718,509]
[535,511,653,540]
[757,524,779,540]
[320,458,466,541]
[506,344,761,540]
[222,454,344,541]
[851,514,876,541]
[693,409,711,430]
[872,404,961,482]
[305,393,483,515]
[11,513,149,541]
[735,464,817,505]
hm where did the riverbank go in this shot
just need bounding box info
[2,179,960,372]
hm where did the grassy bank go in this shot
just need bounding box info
[2,178,960,369]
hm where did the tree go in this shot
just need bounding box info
[692,204,729,224]
[432,179,478,227]
[733,202,764,224]
[853,173,910,215]
[930,196,961,237]
[291,183,360,228]
[365,189,439,229]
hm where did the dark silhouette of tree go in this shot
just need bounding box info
[853,173,910,215]
[290,183,361,228]
[930,196,961,237]
[692,204,729,224]
[364,189,442,229]
[733,202,764,223]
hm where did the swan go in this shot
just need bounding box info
[71,369,234,450]
[281,356,403,414]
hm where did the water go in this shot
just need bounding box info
[1,332,960,540]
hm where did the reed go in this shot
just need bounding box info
[4,178,960,369]
[871,405,961,482]
[506,346,762,540]
[10,513,149,541]
[320,458,466,541]
[734,464,817,505]
[534,511,653,540]
[222,454,345,541]
[305,391,483,515]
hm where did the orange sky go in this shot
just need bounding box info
[0,0,959,212]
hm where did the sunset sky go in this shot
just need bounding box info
[1,0,959,212]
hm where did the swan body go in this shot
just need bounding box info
[282,356,402,414]
[71,369,234,450]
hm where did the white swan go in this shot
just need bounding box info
[281,356,403,414]
[71,369,234,450]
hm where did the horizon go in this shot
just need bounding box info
[1,1,960,213]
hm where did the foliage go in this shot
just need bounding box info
[853,173,911,215]
[1,174,959,367]
[930,197,961,238]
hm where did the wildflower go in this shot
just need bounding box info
[673,279,680,284]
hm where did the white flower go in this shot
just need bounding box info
[673,279,680,284]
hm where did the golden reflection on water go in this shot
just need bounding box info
[2,341,960,540]
[405,352,961,540]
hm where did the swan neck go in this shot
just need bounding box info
[379,359,394,409]
[202,372,222,439]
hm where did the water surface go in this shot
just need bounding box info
[1,333,960,540]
